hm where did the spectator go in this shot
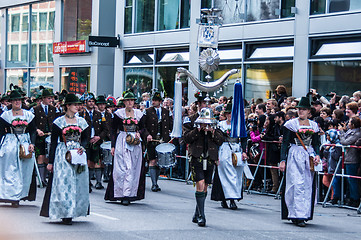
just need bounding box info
[320,107,332,121]
[346,102,358,119]
[266,99,278,115]
[274,85,288,107]
[255,103,266,117]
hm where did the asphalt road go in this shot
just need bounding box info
[1,178,361,240]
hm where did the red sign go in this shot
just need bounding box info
[53,40,89,54]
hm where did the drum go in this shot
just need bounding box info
[45,136,51,158]
[100,141,112,165]
[155,143,176,168]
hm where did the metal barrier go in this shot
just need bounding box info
[246,140,284,199]
[318,143,361,213]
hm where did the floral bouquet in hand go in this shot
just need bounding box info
[123,118,138,125]
[63,125,82,144]
[296,128,315,146]
[11,118,29,134]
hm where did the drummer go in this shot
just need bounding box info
[139,91,173,192]
[32,87,59,187]
[96,95,113,182]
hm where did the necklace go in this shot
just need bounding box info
[65,114,75,119]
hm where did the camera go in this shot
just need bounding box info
[326,92,336,97]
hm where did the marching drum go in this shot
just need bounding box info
[155,143,176,168]
[100,141,112,165]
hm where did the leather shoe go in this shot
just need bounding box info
[62,218,73,225]
[331,198,339,205]
[197,216,206,227]
[192,214,199,223]
[297,220,306,227]
[95,182,104,189]
[11,201,19,208]
[155,185,161,192]
[229,200,238,210]
[151,185,157,192]
[122,200,130,206]
[221,201,228,209]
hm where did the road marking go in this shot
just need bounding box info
[92,212,119,221]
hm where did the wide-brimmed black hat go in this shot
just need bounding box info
[123,89,137,100]
[152,91,163,101]
[106,99,115,107]
[63,93,82,105]
[96,95,107,104]
[8,90,24,101]
[296,97,311,109]
[41,88,55,98]
[194,91,207,103]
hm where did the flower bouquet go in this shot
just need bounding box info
[296,128,315,146]
[123,118,138,132]
[11,118,28,134]
[62,126,82,143]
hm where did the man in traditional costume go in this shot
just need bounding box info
[139,92,173,192]
[279,97,321,227]
[183,92,224,227]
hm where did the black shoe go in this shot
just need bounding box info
[151,185,157,192]
[155,185,161,192]
[11,202,19,208]
[297,220,306,227]
[192,214,199,223]
[221,201,228,209]
[95,182,104,190]
[91,176,96,180]
[62,218,73,225]
[331,198,339,205]
[89,182,94,187]
[122,200,130,206]
[229,200,238,210]
[197,216,206,227]
[347,199,360,208]
[89,186,92,193]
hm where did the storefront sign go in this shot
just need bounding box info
[88,36,120,48]
[68,69,87,94]
[53,40,89,54]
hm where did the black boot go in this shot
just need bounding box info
[38,163,47,187]
[149,166,158,191]
[221,200,228,209]
[61,218,73,225]
[195,191,206,227]
[95,168,104,189]
[103,165,110,182]
[229,200,237,210]
[192,205,199,223]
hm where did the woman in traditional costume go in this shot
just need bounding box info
[0,90,37,207]
[105,90,145,205]
[211,101,247,210]
[279,97,321,227]
[40,94,89,225]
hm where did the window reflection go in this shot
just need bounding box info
[6,69,28,94]
[215,0,245,24]
[311,61,361,97]
[136,0,155,33]
[30,68,54,97]
[247,0,280,22]
[63,0,92,41]
[61,67,90,95]
[125,67,153,101]
[245,63,292,101]
[156,66,188,99]
[125,51,154,65]
[249,46,294,59]
[157,49,189,63]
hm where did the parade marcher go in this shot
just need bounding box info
[211,100,247,210]
[96,95,113,182]
[105,90,145,205]
[140,92,173,192]
[40,93,90,225]
[183,92,224,227]
[0,90,37,207]
[6,85,30,110]
[78,93,108,191]
[279,97,321,227]
[32,88,59,187]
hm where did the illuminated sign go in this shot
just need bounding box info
[53,40,89,54]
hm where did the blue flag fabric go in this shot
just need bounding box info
[230,82,247,138]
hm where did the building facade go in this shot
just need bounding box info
[0,0,360,102]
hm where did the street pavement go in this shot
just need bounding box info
[1,178,361,240]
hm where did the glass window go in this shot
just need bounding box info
[48,44,54,63]
[315,41,361,56]
[311,61,361,97]
[125,51,154,65]
[21,45,28,62]
[329,0,351,13]
[32,13,38,31]
[215,0,245,24]
[7,6,29,68]
[201,0,212,8]
[180,0,190,28]
[281,0,296,18]
[39,12,48,31]
[6,69,28,94]
[124,67,153,101]
[310,0,326,15]
[135,0,155,33]
[157,49,189,63]
[218,48,242,61]
[247,45,294,60]
[31,1,55,67]
[39,44,47,62]
[22,13,29,32]
[63,0,92,41]
[247,0,280,22]
[156,66,188,99]
[61,67,90,94]
[125,0,133,34]
[11,14,20,32]
[349,0,361,11]
[48,11,55,30]
[158,0,180,30]
[30,68,54,97]
[245,63,293,101]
